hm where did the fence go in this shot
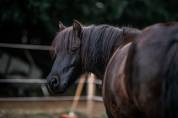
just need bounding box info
[0,43,103,102]
[0,78,103,101]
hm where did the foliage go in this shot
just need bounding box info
[0,0,178,44]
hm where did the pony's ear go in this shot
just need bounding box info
[73,20,82,36]
[58,21,66,31]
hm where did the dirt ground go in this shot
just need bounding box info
[0,111,59,118]
[0,110,106,118]
[0,100,107,118]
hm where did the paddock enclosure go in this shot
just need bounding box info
[0,43,106,118]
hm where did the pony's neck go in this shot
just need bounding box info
[80,25,121,78]
[81,25,140,79]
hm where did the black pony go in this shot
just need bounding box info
[103,22,178,118]
[47,20,140,93]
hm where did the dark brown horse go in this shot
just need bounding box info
[47,20,140,93]
[103,22,178,118]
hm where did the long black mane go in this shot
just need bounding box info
[52,24,140,77]
[81,25,124,72]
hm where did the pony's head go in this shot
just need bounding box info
[47,20,83,93]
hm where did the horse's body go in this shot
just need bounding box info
[103,22,178,118]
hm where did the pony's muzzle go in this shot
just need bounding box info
[48,76,60,90]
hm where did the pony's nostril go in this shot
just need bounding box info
[50,76,60,88]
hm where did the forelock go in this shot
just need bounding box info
[51,26,74,56]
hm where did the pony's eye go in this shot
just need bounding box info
[71,47,79,53]
[71,38,80,52]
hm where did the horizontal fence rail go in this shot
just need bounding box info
[0,78,47,84]
[0,96,103,102]
[0,78,102,85]
[0,43,53,50]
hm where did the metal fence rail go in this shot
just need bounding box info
[0,78,102,85]
[0,43,53,50]
[0,96,103,102]
[0,78,47,84]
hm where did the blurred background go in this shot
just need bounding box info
[0,0,178,117]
